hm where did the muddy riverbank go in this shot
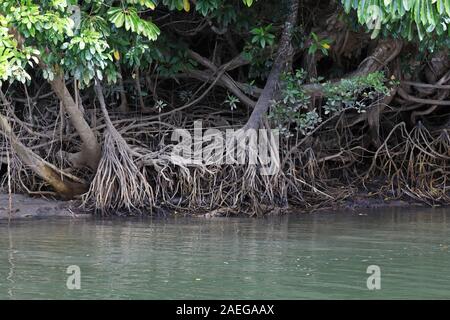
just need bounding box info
[0,191,431,220]
[0,193,88,220]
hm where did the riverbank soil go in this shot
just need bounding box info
[0,189,428,220]
[0,193,88,220]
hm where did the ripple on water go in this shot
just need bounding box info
[0,208,450,299]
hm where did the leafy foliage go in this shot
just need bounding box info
[60,30,112,85]
[269,70,320,136]
[270,71,394,136]
[308,32,331,56]
[322,71,393,115]
[107,6,160,40]
[341,0,450,40]
[250,24,275,49]
[0,0,256,88]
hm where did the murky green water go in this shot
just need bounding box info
[1,207,449,299]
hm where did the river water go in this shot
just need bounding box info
[0,207,449,299]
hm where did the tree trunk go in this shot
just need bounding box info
[117,63,129,113]
[352,38,403,77]
[244,0,300,130]
[48,74,101,170]
[0,111,87,199]
[134,68,148,111]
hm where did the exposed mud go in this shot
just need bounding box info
[0,190,435,220]
[0,193,89,220]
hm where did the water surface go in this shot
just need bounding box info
[1,207,449,299]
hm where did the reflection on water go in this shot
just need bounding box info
[6,229,15,298]
[0,207,449,299]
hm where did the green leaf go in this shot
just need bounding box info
[445,0,450,15]
[403,0,412,11]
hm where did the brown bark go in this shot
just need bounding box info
[352,39,403,77]
[425,50,450,84]
[134,68,149,112]
[117,63,129,113]
[48,74,101,170]
[185,69,257,108]
[0,108,87,199]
